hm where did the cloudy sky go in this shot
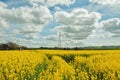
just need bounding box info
[0,0,120,47]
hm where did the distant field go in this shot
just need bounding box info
[0,50,120,80]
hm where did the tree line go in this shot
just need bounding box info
[0,42,27,50]
[0,42,120,50]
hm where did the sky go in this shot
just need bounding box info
[0,0,120,47]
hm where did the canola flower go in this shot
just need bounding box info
[0,50,120,80]
[0,51,48,80]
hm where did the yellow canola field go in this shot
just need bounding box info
[0,50,120,80]
[35,50,120,54]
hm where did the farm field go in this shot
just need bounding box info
[0,50,120,80]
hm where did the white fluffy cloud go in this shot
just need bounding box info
[0,6,52,25]
[24,33,40,39]
[21,24,43,34]
[101,18,120,37]
[0,2,7,8]
[89,0,120,5]
[55,8,101,26]
[0,1,52,39]
[43,34,84,47]
[44,35,58,41]
[20,24,43,39]
[29,0,75,7]
[54,8,101,40]
[0,17,9,29]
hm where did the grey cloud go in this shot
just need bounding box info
[101,18,120,37]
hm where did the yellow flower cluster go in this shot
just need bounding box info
[0,50,120,80]
[39,56,75,80]
[73,53,120,80]
[0,50,48,80]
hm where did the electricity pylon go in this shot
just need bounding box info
[58,31,62,48]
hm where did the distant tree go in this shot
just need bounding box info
[0,42,27,50]
[7,42,19,50]
[0,44,9,50]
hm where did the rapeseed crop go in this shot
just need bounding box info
[0,50,120,80]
